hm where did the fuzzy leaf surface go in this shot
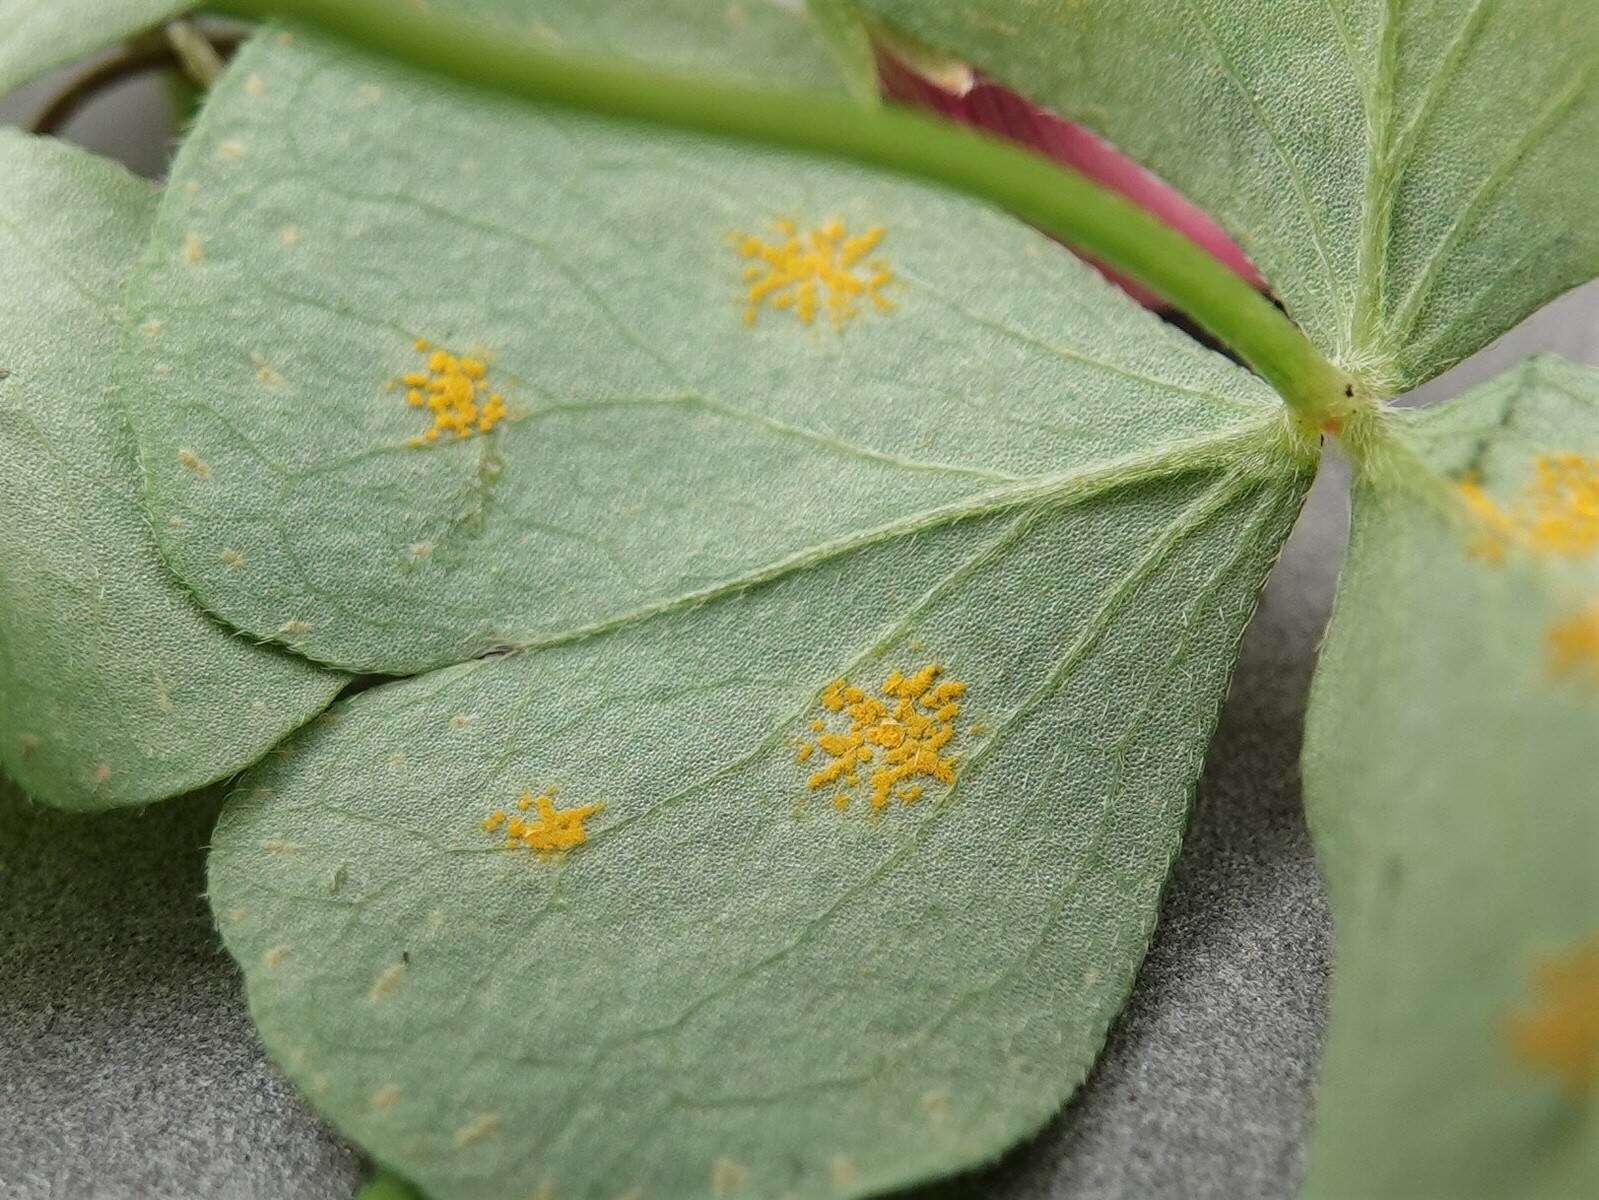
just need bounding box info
[0,131,342,810]
[444,0,849,88]
[168,26,1323,1200]
[1303,356,1599,1198]
[121,31,1306,675]
[860,0,1599,392]
[0,0,847,98]
[209,429,1308,1200]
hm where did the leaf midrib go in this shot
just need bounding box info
[492,411,1293,659]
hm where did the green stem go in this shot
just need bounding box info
[214,0,1355,424]
[165,19,227,89]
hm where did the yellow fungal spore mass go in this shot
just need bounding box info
[732,217,895,330]
[1548,604,1599,685]
[399,339,508,446]
[483,789,602,855]
[1458,453,1599,560]
[1505,934,1599,1096]
[798,664,966,811]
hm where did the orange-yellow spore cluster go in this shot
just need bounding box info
[400,339,507,446]
[1548,603,1599,684]
[481,788,601,854]
[799,664,965,811]
[1505,933,1599,1095]
[1459,453,1599,560]
[732,217,895,330]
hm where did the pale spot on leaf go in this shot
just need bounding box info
[369,962,407,1003]
[453,1113,500,1146]
[710,1156,748,1197]
[176,448,210,479]
[251,351,284,387]
[828,1155,858,1189]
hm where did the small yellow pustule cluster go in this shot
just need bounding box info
[481,789,602,854]
[1459,453,1599,561]
[732,217,895,330]
[1505,934,1599,1095]
[799,664,965,811]
[1548,603,1599,684]
[399,339,507,447]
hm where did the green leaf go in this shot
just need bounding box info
[0,0,183,96]
[0,130,343,810]
[1302,355,1599,1199]
[857,0,1599,393]
[448,0,850,89]
[208,435,1309,1200]
[356,1171,424,1200]
[0,0,850,99]
[807,0,884,104]
[153,25,1322,1200]
[121,30,1308,676]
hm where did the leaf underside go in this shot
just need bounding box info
[859,0,1599,393]
[13,0,1598,1195]
[121,28,1301,677]
[0,0,185,96]
[210,453,1306,1200]
[1303,357,1599,1199]
[158,19,1317,1200]
[0,130,343,811]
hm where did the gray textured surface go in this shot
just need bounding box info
[1,52,1596,1200]
[0,784,365,1200]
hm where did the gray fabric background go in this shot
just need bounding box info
[2,57,1595,1200]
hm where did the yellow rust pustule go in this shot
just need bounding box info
[731,217,896,331]
[482,788,602,855]
[1459,453,1599,561]
[1505,933,1599,1096]
[798,663,967,811]
[1548,604,1599,685]
[1459,455,1599,685]
[398,338,508,446]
